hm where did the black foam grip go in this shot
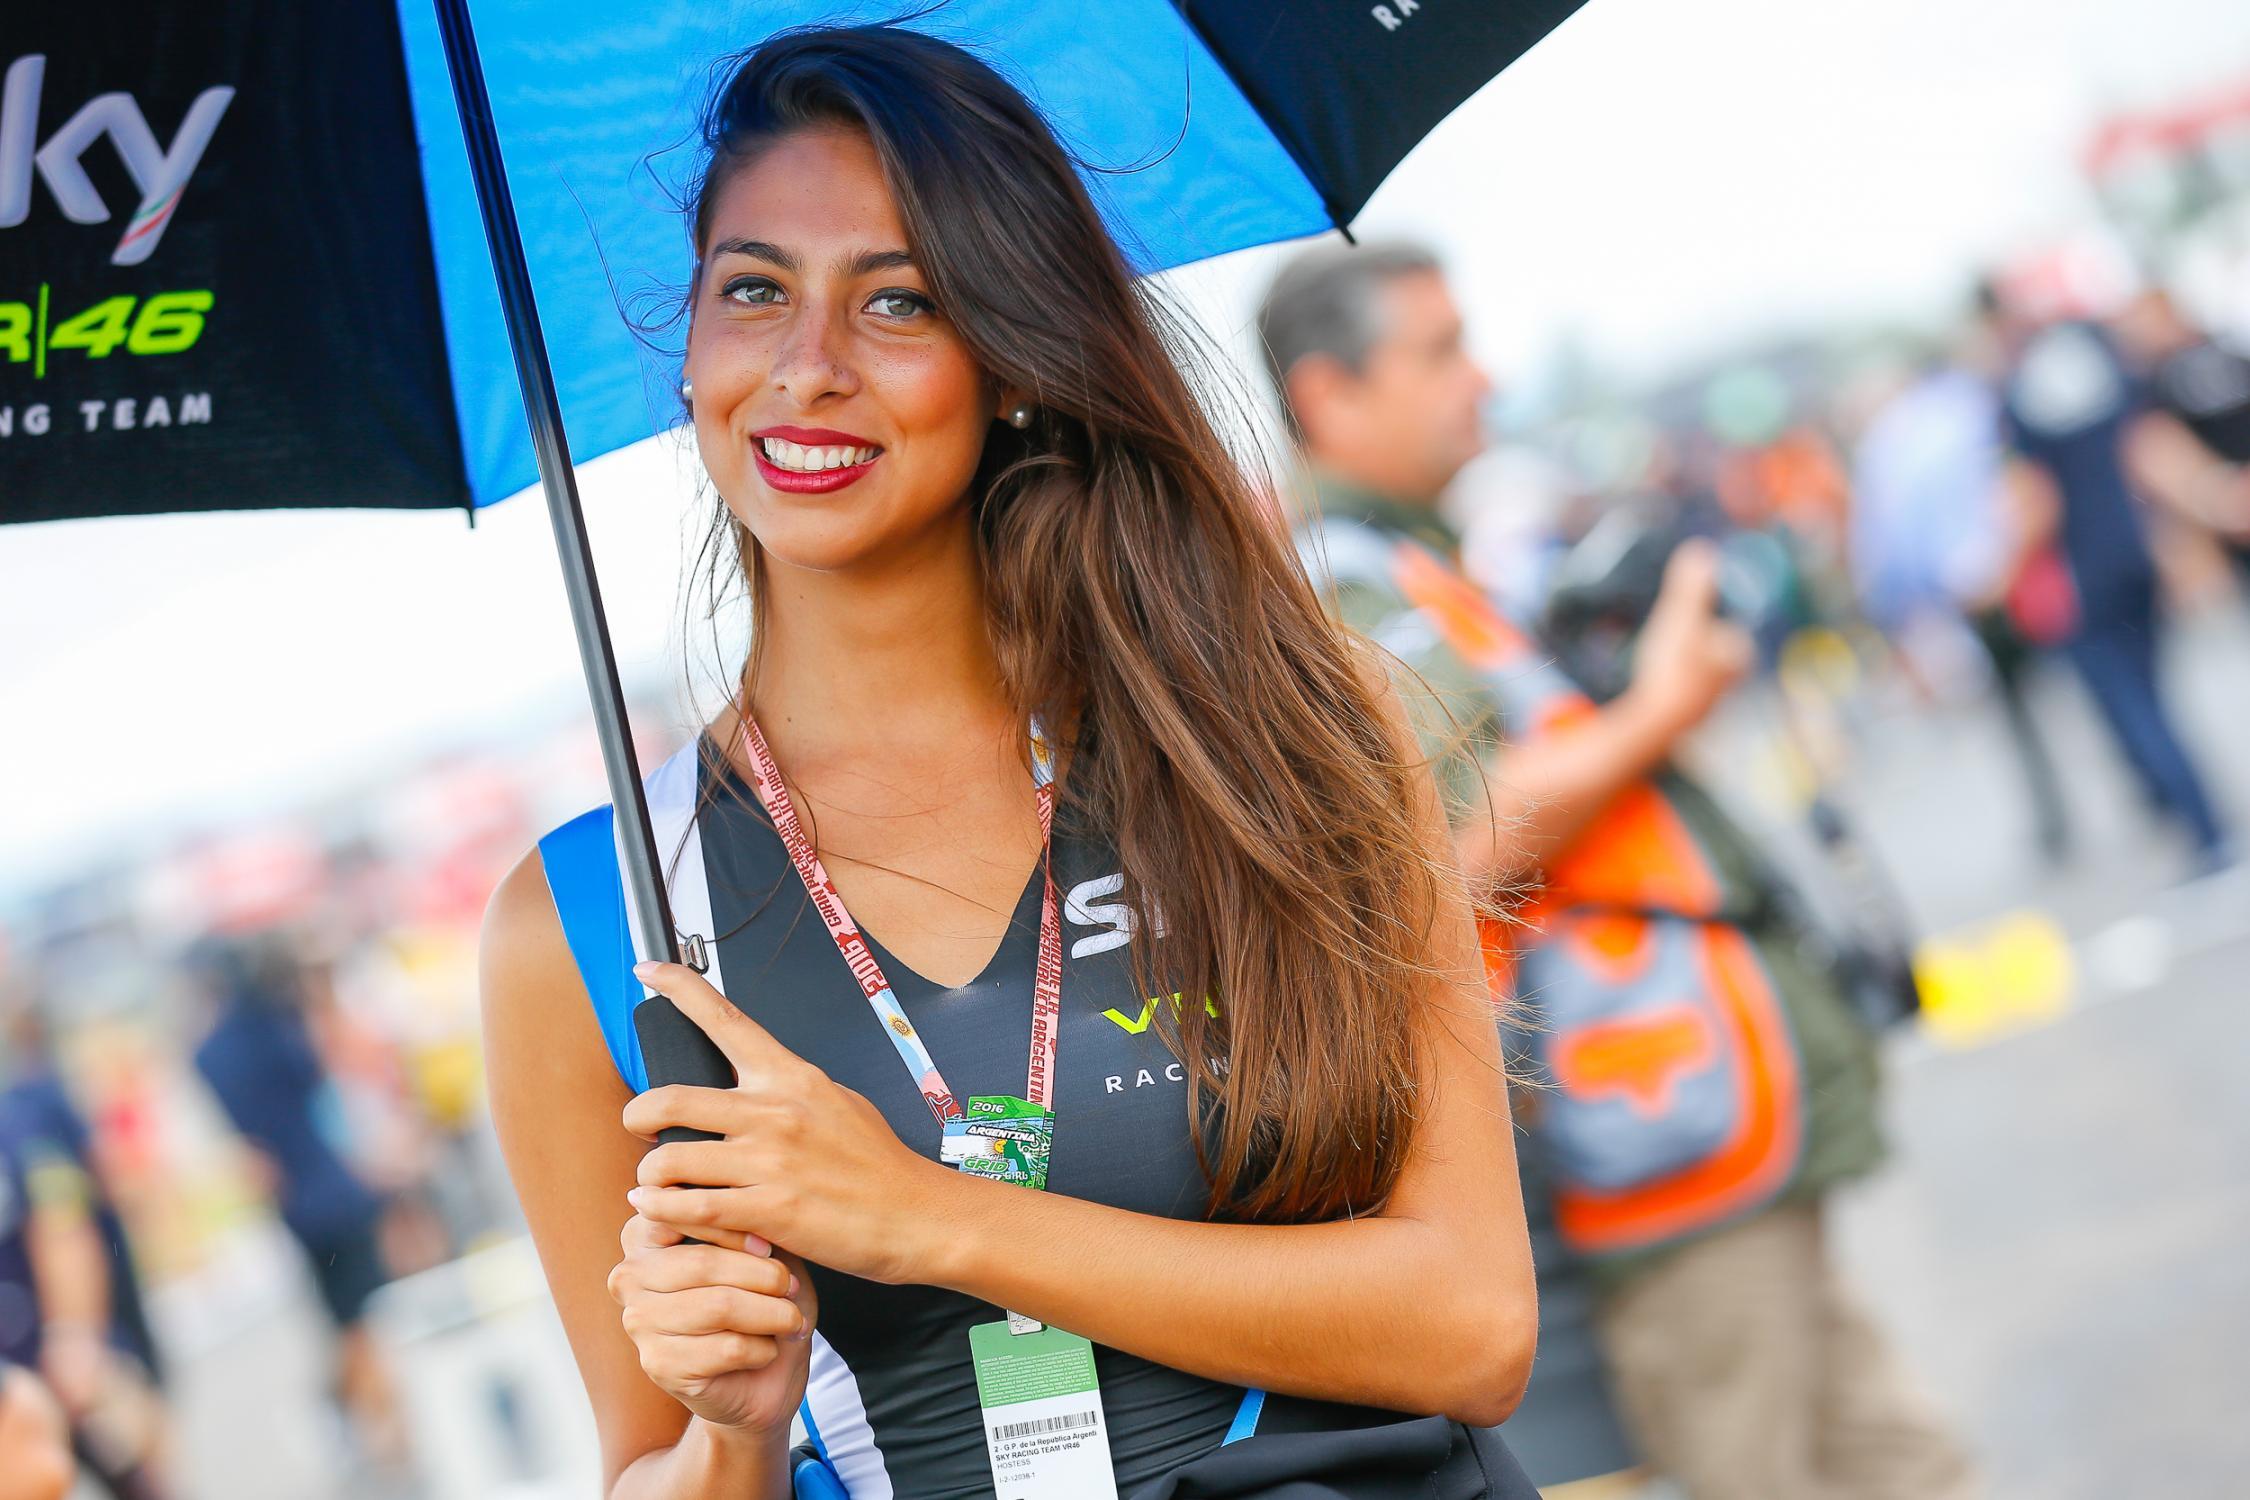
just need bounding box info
[633,993,734,1144]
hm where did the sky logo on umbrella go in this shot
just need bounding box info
[0,54,234,266]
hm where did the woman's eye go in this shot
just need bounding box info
[867,289,933,320]
[722,277,782,306]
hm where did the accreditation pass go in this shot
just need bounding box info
[968,1322,1119,1498]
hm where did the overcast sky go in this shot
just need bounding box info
[6,0,2249,896]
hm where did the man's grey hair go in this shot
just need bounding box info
[1255,240,1441,440]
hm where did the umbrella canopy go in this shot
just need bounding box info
[1,0,1587,525]
[2,0,1588,1088]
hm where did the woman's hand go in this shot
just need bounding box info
[621,960,960,1285]
[608,1212,817,1436]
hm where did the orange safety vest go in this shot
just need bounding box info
[1386,538,1806,1256]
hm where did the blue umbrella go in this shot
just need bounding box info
[1,0,1587,1079]
[408,0,1593,511]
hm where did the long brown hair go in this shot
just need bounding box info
[680,25,1452,1224]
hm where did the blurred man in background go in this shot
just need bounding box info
[188,939,405,1470]
[1263,241,1976,1500]
[1979,279,2234,876]
[0,996,167,1401]
[0,1051,170,1500]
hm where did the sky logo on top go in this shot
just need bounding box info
[0,54,234,266]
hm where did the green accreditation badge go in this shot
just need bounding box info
[970,1322,1119,1500]
[940,1094,1053,1191]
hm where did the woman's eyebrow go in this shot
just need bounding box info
[842,248,916,278]
[709,237,797,270]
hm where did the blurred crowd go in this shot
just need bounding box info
[0,720,652,1497]
[1453,257,2247,879]
[3,65,2248,1500]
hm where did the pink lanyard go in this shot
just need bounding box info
[736,713,1064,1124]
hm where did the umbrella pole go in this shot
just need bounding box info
[430,0,729,1094]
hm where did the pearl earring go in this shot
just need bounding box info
[1007,404,1034,430]
[679,376,694,403]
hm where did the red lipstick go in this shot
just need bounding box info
[749,425,884,495]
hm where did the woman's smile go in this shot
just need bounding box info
[750,423,884,493]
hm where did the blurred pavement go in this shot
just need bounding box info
[1828,595,2250,1500]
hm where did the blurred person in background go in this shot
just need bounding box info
[1849,352,2076,859]
[0,1060,170,1500]
[1265,241,1977,1500]
[2114,287,2250,583]
[187,938,406,1470]
[0,995,167,1395]
[1978,278,2235,876]
[0,1363,75,1500]
[1258,244,1632,1496]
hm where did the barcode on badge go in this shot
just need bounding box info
[992,1411,1098,1441]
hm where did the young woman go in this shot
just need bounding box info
[481,25,1536,1499]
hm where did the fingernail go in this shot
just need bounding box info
[787,1274,800,1298]
[633,961,657,977]
[627,1187,649,1208]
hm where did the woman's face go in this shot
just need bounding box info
[686,125,1009,575]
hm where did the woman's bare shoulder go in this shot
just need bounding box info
[480,843,621,1098]
[483,844,575,990]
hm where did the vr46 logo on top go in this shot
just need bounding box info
[0,55,234,267]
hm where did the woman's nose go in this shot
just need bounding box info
[769,304,859,404]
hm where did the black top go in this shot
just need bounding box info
[697,746,1246,1494]
[2148,336,2250,465]
[547,736,1538,1498]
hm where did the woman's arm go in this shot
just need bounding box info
[631,891,1534,1427]
[629,676,1538,1428]
[942,900,1536,1423]
[481,852,807,1499]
